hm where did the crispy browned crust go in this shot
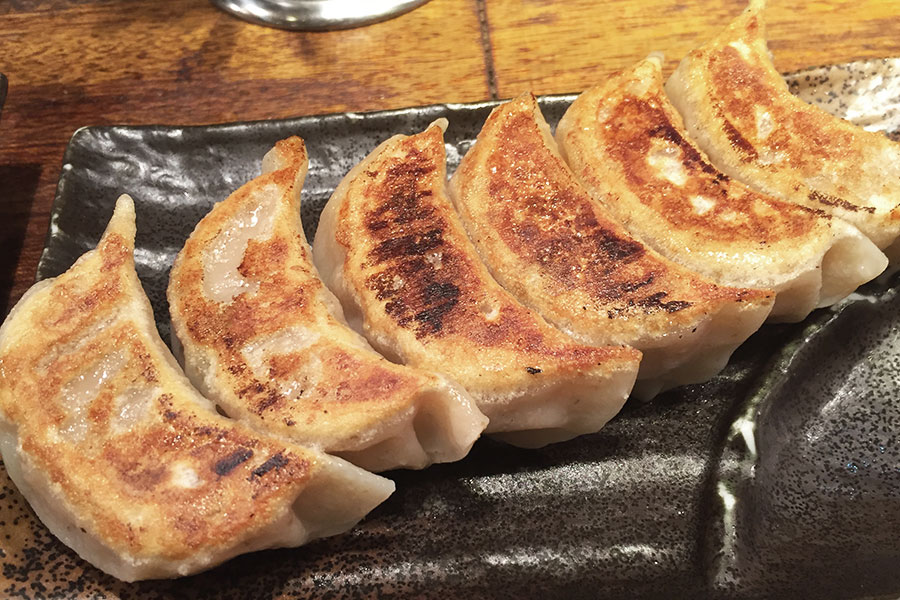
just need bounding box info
[168,137,450,450]
[708,22,860,175]
[566,58,827,243]
[666,0,900,249]
[330,123,640,393]
[452,94,772,347]
[0,203,317,562]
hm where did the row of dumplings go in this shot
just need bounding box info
[1,0,897,582]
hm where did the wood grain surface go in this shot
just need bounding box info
[5,0,900,314]
[4,0,900,313]
[485,0,900,98]
[0,0,490,314]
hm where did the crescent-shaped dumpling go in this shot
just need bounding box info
[557,56,887,323]
[0,196,394,581]
[168,137,487,472]
[312,120,642,447]
[449,95,774,399]
[665,0,900,259]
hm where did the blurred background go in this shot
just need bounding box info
[2,0,900,315]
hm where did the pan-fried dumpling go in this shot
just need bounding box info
[168,137,487,472]
[0,196,393,581]
[450,95,774,399]
[312,121,642,447]
[557,56,887,323]
[666,0,900,260]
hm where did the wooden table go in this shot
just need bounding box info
[3,0,900,315]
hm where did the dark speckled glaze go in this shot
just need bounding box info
[0,73,7,120]
[3,59,899,599]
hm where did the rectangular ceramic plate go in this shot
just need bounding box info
[3,59,900,599]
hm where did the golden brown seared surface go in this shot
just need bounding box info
[0,199,316,562]
[574,58,824,243]
[666,0,900,250]
[708,23,860,177]
[452,94,771,348]
[556,56,876,296]
[330,123,640,393]
[168,137,452,451]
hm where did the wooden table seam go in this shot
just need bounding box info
[475,0,499,100]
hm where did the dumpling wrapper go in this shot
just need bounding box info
[313,120,642,447]
[666,0,900,260]
[0,196,394,581]
[168,137,487,472]
[450,94,774,399]
[557,56,886,323]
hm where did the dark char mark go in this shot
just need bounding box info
[256,388,282,414]
[365,147,461,338]
[250,453,290,480]
[596,274,656,303]
[214,448,254,476]
[646,114,721,177]
[642,292,693,313]
[607,292,692,319]
[371,228,443,262]
[413,281,460,334]
[721,118,759,161]
[809,190,875,214]
[593,226,646,263]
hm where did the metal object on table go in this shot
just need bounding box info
[210,0,431,31]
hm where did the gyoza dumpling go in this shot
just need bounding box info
[666,0,900,260]
[0,196,393,581]
[449,95,774,399]
[313,120,642,447]
[168,137,487,472]
[557,56,887,322]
